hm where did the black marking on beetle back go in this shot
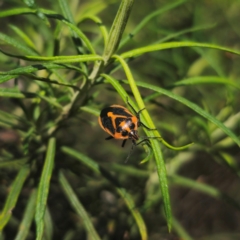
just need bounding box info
[101,117,115,134]
[112,107,132,117]
[115,117,126,129]
[110,107,132,117]
[100,107,114,118]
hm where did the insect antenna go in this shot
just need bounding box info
[124,136,162,163]
[124,140,137,163]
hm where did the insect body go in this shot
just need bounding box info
[98,102,155,149]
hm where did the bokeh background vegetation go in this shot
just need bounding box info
[0,0,240,239]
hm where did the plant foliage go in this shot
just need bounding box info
[0,0,240,239]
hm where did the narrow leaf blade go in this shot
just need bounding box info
[61,146,148,240]
[121,41,240,59]
[59,171,101,240]
[134,80,240,146]
[35,138,56,240]
[0,165,30,230]
[103,0,135,63]
[15,190,37,240]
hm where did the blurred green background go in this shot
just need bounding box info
[1,0,240,239]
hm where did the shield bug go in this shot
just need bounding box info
[98,100,157,161]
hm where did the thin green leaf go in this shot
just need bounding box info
[100,74,129,101]
[44,207,53,240]
[0,85,69,108]
[22,74,79,91]
[152,141,172,231]
[0,8,36,17]
[0,75,16,84]
[0,109,19,126]
[9,25,38,53]
[0,49,103,63]
[59,171,101,240]
[0,64,57,75]
[0,32,37,55]
[62,20,96,54]
[0,165,30,230]
[61,147,99,173]
[0,150,13,161]
[156,23,216,44]
[192,47,225,77]
[58,0,84,54]
[169,174,240,211]
[170,76,240,90]
[14,54,102,63]
[38,94,63,109]
[61,146,148,240]
[80,106,99,116]
[0,158,29,169]
[38,8,59,16]
[131,80,240,146]
[121,41,240,59]
[79,15,108,47]
[35,138,56,240]
[62,230,76,240]
[0,88,35,98]
[23,0,35,7]
[0,63,86,84]
[15,190,37,240]
[120,0,187,48]
[111,55,149,113]
[103,163,149,178]
[58,0,75,24]
[76,1,108,21]
[172,216,193,240]
[103,0,135,64]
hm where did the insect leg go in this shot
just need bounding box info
[137,137,161,145]
[126,97,139,115]
[126,97,156,130]
[139,121,156,130]
[137,109,156,130]
[121,139,127,147]
[105,136,114,140]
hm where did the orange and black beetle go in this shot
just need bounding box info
[98,101,155,149]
